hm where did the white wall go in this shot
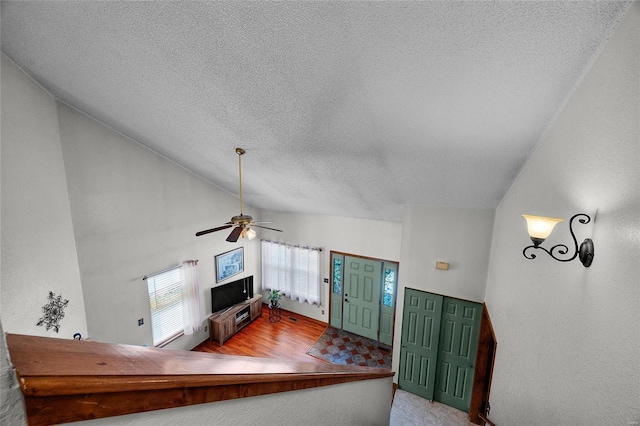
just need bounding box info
[1,54,88,339]
[1,53,263,350]
[484,3,639,425]
[73,377,393,426]
[391,205,494,381]
[256,211,403,322]
[398,205,494,303]
[56,102,261,350]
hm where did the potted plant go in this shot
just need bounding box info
[267,289,281,307]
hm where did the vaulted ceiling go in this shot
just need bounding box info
[1,1,631,221]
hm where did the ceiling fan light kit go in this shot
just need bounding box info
[196,148,283,242]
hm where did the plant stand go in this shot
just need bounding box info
[269,304,281,323]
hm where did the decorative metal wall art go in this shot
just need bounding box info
[36,291,69,333]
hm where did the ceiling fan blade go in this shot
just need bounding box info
[226,226,243,242]
[195,224,233,237]
[252,225,283,232]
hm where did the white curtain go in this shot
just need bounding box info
[182,260,203,335]
[262,241,320,305]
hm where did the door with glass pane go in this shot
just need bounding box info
[329,252,397,344]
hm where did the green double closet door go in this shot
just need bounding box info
[399,288,482,412]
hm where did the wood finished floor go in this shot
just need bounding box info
[192,304,329,363]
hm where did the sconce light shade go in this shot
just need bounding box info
[522,215,564,246]
[522,213,594,267]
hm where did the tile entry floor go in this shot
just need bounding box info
[390,389,475,426]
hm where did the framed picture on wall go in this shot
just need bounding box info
[215,247,244,283]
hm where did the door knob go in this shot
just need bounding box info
[345,299,349,303]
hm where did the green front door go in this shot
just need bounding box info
[434,297,482,412]
[342,256,381,341]
[398,289,443,400]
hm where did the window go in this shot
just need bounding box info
[146,266,185,347]
[383,268,395,307]
[332,257,342,294]
[262,240,320,305]
[145,261,202,347]
[145,261,203,346]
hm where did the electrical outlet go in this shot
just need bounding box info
[321,309,325,315]
[138,318,144,326]
[323,278,329,283]
[204,325,208,332]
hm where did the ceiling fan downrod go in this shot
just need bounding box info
[236,147,245,216]
[231,147,253,227]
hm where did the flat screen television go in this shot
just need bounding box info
[211,276,254,314]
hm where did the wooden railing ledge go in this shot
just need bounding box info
[6,333,394,425]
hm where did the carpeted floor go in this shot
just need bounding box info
[306,326,392,368]
[390,389,475,426]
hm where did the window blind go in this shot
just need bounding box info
[147,267,184,346]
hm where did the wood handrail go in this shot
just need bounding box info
[479,413,497,426]
[6,333,394,425]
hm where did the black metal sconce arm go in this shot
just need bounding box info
[523,213,594,267]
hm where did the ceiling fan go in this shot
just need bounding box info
[195,148,283,242]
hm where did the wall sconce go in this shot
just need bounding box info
[522,213,594,267]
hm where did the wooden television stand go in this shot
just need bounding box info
[208,294,262,345]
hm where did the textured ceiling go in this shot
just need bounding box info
[0,1,631,221]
